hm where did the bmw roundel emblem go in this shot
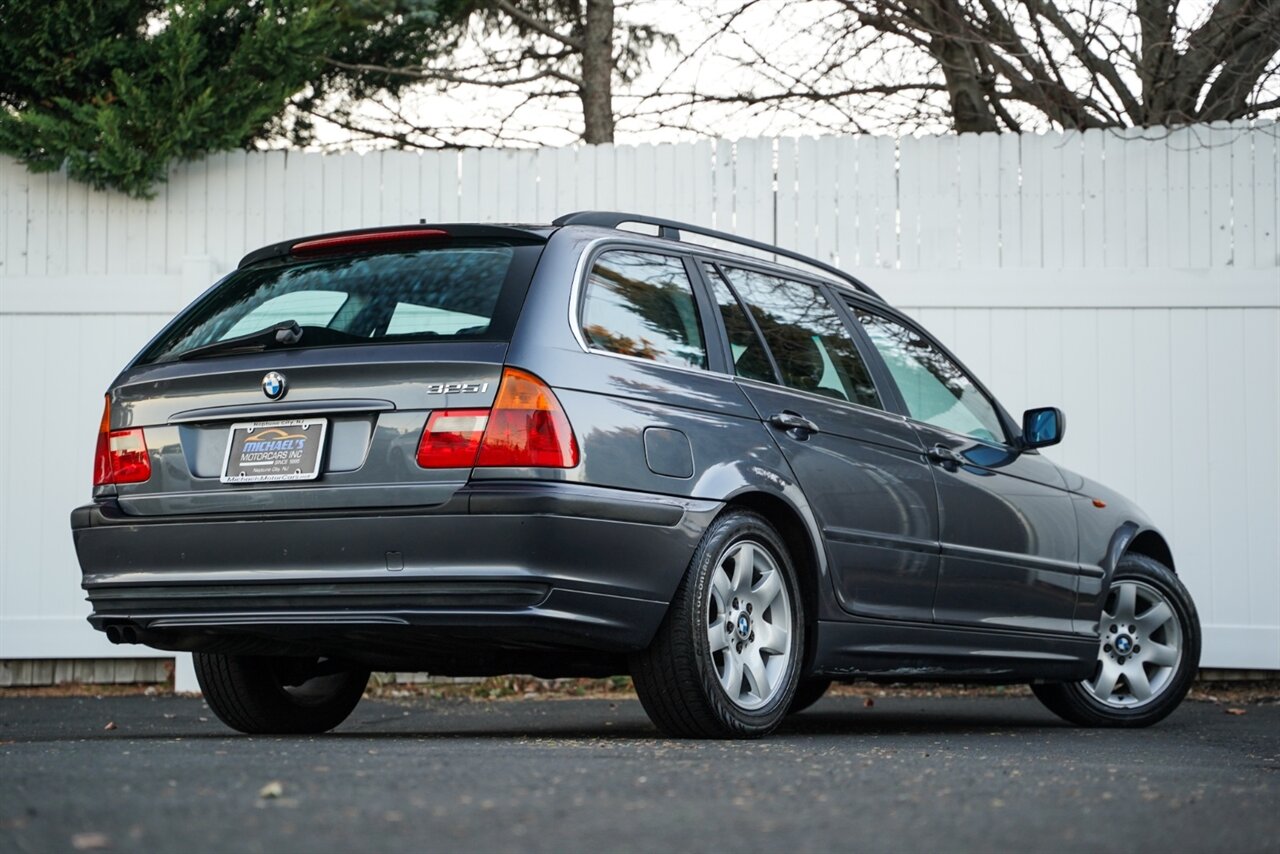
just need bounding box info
[261,371,287,400]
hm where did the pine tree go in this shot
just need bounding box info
[0,0,456,197]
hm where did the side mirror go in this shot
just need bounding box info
[1021,407,1065,449]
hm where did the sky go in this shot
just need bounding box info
[304,0,1280,151]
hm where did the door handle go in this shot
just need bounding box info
[769,411,820,436]
[926,444,965,467]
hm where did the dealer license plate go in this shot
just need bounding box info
[220,418,327,484]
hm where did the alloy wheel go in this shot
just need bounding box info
[1083,579,1183,708]
[705,539,794,711]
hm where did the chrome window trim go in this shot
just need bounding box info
[566,233,868,351]
[566,236,730,377]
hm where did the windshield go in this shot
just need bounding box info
[138,240,541,364]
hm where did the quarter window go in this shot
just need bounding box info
[855,309,1007,444]
[581,250,708,370]
[720,266,880,408]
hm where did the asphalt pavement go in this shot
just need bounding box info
[1,693,1277,853]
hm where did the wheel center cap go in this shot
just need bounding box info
[736,612,752,639]
[1115,634,1133,655]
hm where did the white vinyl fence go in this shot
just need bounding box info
[1,122,1277,673]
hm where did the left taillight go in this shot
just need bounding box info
[416,409,489,469]
[93,396,150,486]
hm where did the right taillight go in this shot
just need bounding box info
[414,368,579,470]
[476,368,579,468]
[93,396,151,486]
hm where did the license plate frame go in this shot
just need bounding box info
[220,418,328,484]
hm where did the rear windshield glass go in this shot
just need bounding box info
[138,240,540,364]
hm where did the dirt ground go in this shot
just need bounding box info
[6,673,1279,707]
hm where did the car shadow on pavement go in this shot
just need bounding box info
[1,697,1078,743]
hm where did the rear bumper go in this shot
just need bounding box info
[71,482,721,665]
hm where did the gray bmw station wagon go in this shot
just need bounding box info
[72,211,1200,738]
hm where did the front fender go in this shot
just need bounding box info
[1069,473,1171,633]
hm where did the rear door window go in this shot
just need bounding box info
[720,266,880,408]
[139,240,539,364]
[703,264,777,383]
[580,249,708,370]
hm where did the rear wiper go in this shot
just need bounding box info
[177,320,304,361]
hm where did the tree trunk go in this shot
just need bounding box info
[905,0,1000,132]
[579,0,615,144]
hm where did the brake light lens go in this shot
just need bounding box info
[414,369,579,469]
[416,409,489,469]
[476,368,579,468]
[93,396,151,485]
[291,229,448,255]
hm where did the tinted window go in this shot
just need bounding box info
[721,267,879,408]
[856,309,1007,443]
[703,264,777,383]
[141,241,532,363]
[581,250,707,369]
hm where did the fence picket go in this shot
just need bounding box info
[1209,121,1234,266]
[1253,121,1277,267]
[998,133,1021,268]
[1231,120,1255,268]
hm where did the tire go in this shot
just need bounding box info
[194,653,370,735]
[787,678,832,715]
[630,509,805,739]
[1032,552,1200,728]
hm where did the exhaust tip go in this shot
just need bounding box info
[104,624,139,644]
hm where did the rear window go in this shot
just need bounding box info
[138,240,541,364]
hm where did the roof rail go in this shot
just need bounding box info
[552,210,883,301]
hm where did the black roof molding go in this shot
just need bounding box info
[553,210,883,301]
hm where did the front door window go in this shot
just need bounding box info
[854,309,1006,444]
